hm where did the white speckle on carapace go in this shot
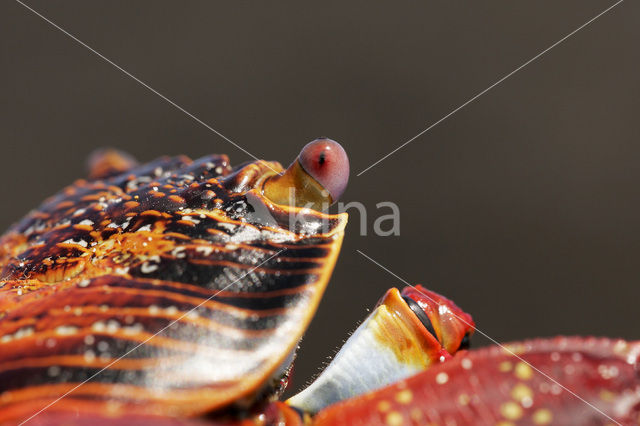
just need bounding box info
[62,238,88,248]
[55,325,79,336]
[140,262,159,274]
[91,321,106,332]
[122,323,144,335]
[171,246,187,258]
[195,246,213,256]
[598,364,619,380]
[435,372,449,385]
[106,320,120,333]
[181,215,200,224]
[218,223,236,232]
[0,326,35,343]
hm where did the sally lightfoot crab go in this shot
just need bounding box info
[0,140,638,425]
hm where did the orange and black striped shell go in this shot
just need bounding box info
[0,152,347,422]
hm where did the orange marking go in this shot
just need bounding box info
[124,201,140,209]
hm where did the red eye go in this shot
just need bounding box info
[298,138,350,202]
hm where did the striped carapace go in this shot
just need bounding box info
[1,141,638,425]
[0,140,350,422]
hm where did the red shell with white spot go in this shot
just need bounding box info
[314,337,640,425]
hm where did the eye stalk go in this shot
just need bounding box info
[263,138,349,211]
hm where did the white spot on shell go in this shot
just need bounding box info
[47,366,61,377]
[219,223,236,232]
[122,323,144,335]
[171,246,187,258]
[598,365,619,380]
[140,262,159,274]
[0,327,35,343]
[62,238,88,247]
[106,320,120,333]
[55,325,79,336]
[196,246,213,256]
[92,321,106,332]
[436,372,449,385]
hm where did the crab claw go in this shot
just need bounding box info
[262,138,349,211]
[313,337,640,426]
[287,286,472,415]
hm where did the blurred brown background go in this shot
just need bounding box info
[1,1,638,396]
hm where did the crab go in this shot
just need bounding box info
[0,139,638,425]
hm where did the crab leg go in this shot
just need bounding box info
[313,337,640,425]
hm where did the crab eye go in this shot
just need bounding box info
[298,138,349,203]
